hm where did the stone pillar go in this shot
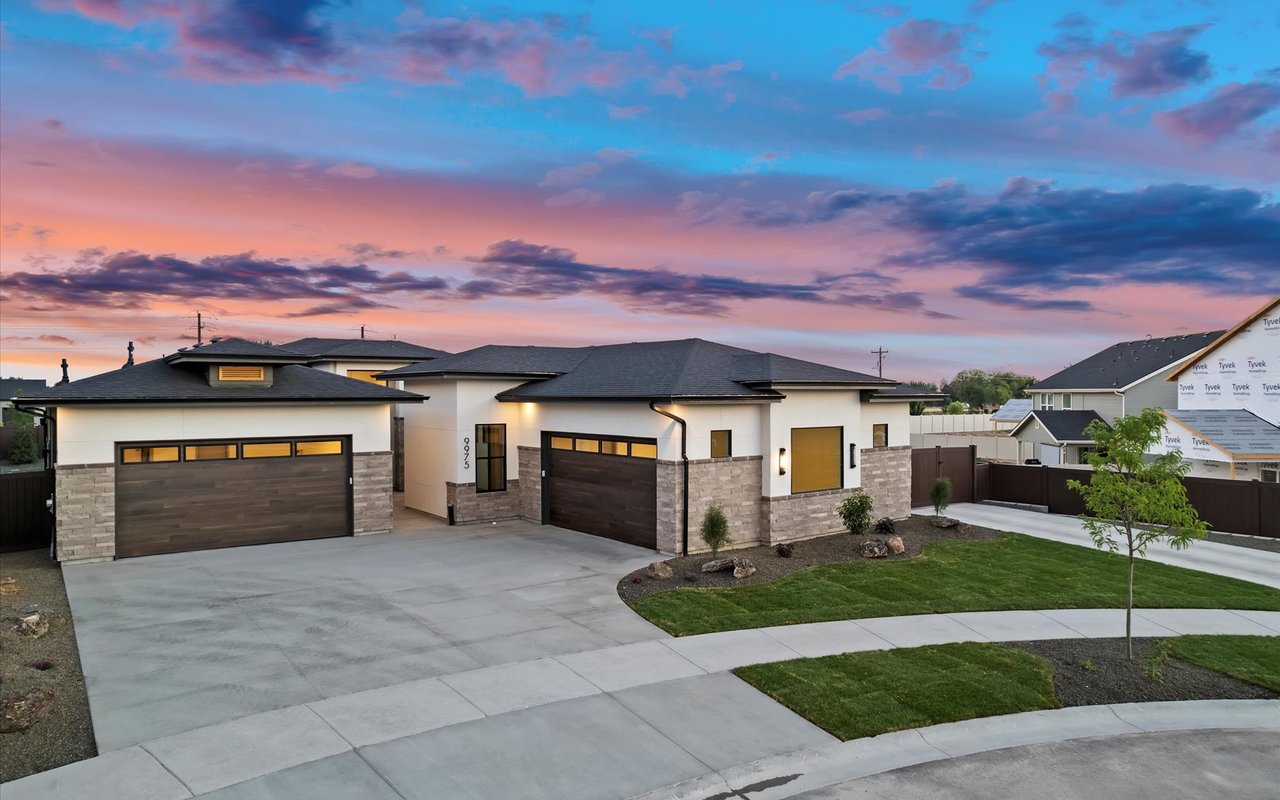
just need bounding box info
[686,456,764,552]
[860,445,912,520]
[516,446,542,522]
[656,460,684,554]
[445,480,522,523]
[54,463,116,562]
[353,451,394,535]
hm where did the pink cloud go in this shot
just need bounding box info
[653,59,743,99]
[323,162,378,179]
[608,104,650,119]
[834,19,975,93]
[841,107,891,124]
[1155,81,1280,144]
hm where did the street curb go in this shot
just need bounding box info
[626,699,1280,800]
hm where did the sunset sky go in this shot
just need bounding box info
[1,0,1277,385]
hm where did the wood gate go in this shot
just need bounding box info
[911,446,976,508]
[0,469,54,553]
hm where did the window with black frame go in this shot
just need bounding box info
[476,424,507,492]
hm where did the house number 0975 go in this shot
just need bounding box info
[463,437,471,469]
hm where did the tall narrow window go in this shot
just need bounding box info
[476,424,507,493]
[791,426,842,493]
[1061,393,1072,409]
[1040,392,1053,411]
[710,430,732,458]
[872,424,888,448]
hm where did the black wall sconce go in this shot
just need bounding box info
[778,446,788,475]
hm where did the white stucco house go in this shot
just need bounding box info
[1152,295,1280,482]
[379,338,928,555]
[14,338,423,562]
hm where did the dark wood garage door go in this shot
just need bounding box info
[115,437,351,558]
[544,432,657,549]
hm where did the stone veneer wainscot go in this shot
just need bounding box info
[54,463,116,562]
[353,451,395,535]
[858,445,912,521]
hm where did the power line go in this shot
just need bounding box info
[871,346,888,378]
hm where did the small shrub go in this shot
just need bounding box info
[1081,658,1096,672]
[930,477,953,517]
[700,505,730,557]
[837,492,874,535]
[27,659,55,671]
[873,517,896,535]
[683,571,699,583]
[1144,641,1174,683]
[7,410,38,465]
[629,574,644,584]
[775,542,795,558]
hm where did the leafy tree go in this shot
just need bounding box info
[1068,409,1207,659]
[904,381,941,416]
[837,492,874,535]
[945,401,966,415]
[699,505,730,557]
[942,369,1037,412]
[7,408,38,464]
[930,477,952,517]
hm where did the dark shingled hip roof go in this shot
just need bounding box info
[1033,331,1224,390]
[1012,409,1108,443]
[2,378,49,401]
[382,338,892,401]
[13,358,423,406]
[163,337,310,364]
[281,337,450,361]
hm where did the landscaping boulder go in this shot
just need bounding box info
[701,557,735,573]
[0,686,55,733]
[887,536,905,555]
[930,516,960,529]
[647,561,674,580]
[860,539,889,558]
[13,612,48,638]
[733,558,757,579]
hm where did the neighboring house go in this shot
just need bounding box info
[12,338,422,562]
[1,377,47,425]
[1153,296,1280,482]
[1011,330,1223,465]
[379,338,921,555]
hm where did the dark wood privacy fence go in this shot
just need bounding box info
[913,448,1278,538]
[980,461,1280,538]
[0,469,54,552]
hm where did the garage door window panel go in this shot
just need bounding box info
[791,426,842,493]
[243,441,293,458]
[296,440,343,456]
[630,442,657,459]
[476,424,507,492]
[120,446,180,464]
[185,444,238,461]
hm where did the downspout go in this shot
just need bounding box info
[1112,389,1125,420]
[649,400,689,556]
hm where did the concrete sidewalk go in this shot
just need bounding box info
[6,607,1277,799]
[926,503,1280,589]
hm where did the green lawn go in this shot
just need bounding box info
[630,534,1280,636]
[734,643,1058,740]
[1163,635,1280,692]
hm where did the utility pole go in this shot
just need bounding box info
[197,311,204,345]
[360,324,366,340]
[872,346,888,378]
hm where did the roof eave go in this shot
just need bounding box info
[13,395,425,407]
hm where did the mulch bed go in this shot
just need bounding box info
[617,514,1002,602]
[0,549,97,783]
[1006,637,1277,707]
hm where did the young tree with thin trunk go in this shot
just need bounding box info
[1067,408,1207,659]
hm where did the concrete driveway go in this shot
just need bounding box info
[64,508,665,751]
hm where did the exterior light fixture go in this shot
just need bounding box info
[849,443,857,468]
[779,447,788,475]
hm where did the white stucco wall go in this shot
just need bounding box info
[55,403,393,465]
[401,378,461,517]
[1174,299,1280,425]
[762,388,863,498]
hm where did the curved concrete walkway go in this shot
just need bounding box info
[640,709,1280,800]
[6,608,1277,799]
[932,503,1280,589]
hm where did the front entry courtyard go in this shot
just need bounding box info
[64,508,666,750]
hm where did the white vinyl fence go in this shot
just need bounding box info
[912,433,1020,463]
[910,414,996,434]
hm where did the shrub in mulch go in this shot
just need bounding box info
[26,660,55,672]
[775,543,795,558]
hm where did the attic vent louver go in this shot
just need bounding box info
[218,366,265,381]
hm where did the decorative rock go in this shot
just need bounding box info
[15,603,41,617]
[930,516,961,529]
[647,561,674,580]
[0,578,17,596]
[701,557,735,573]
[14,612,48,638]
[0,686,56,733]
[732,558,756,579]
[887,536,905,555]
[860,539,889,559]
